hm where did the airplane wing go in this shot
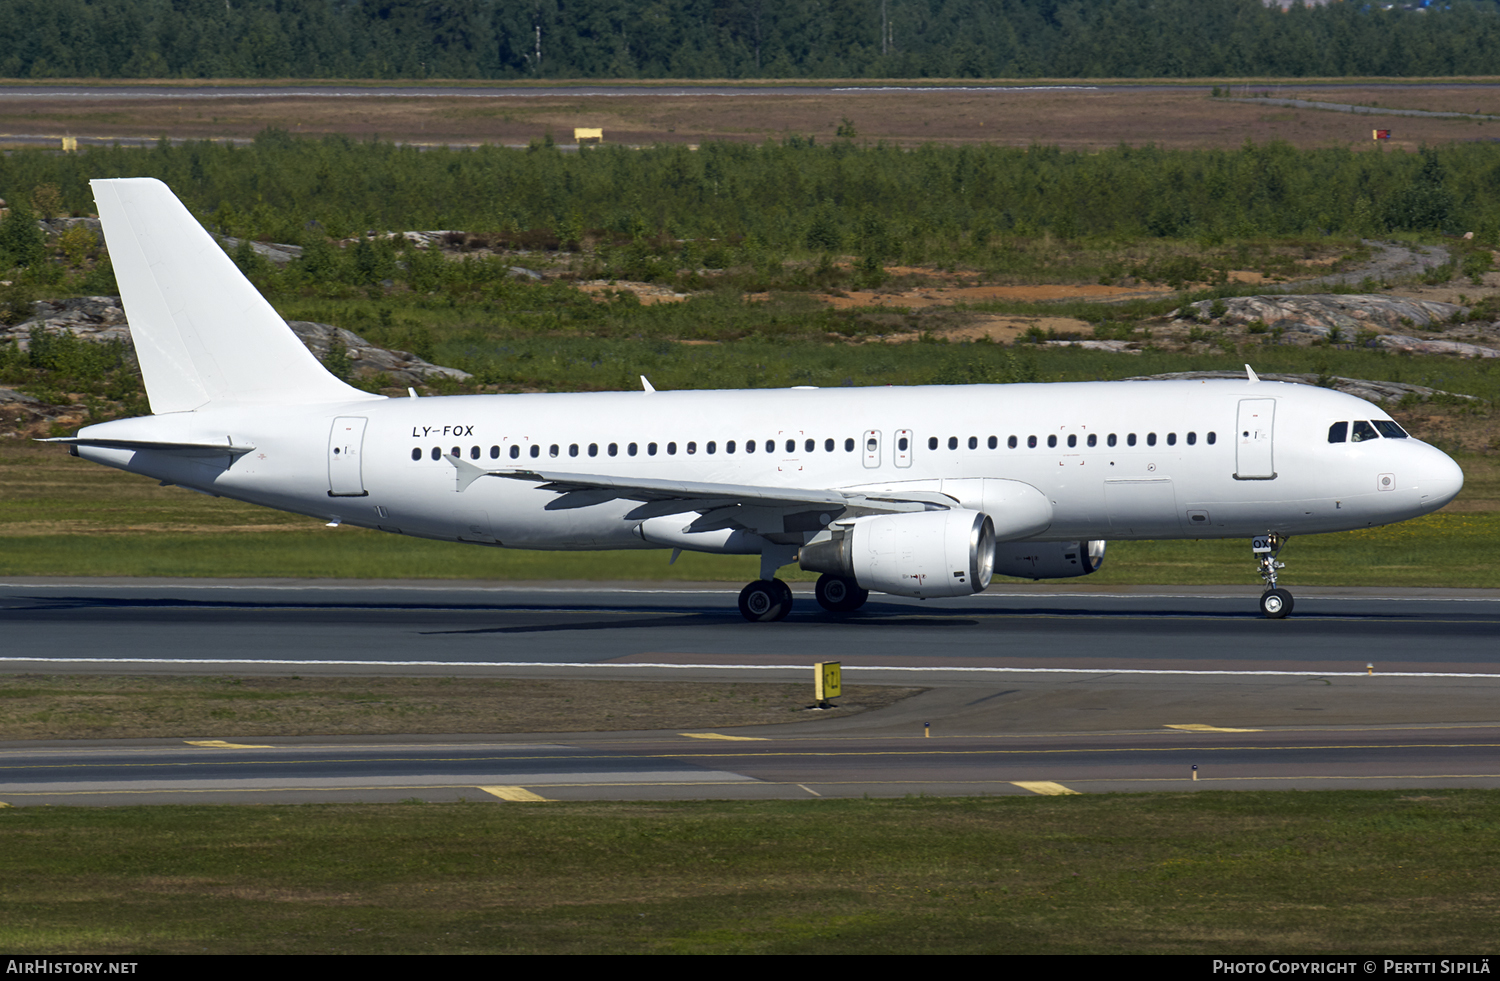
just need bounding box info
[445,456,950,526]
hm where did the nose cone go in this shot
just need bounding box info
[1419,447,1465,511]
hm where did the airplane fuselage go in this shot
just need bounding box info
[74,378,1463,554]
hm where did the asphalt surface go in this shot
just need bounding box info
[2,579,1499,805]
[6,724,1499,806]
[1,579,1497,674]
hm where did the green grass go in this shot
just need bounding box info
[2,792,1498,954]
[2,513,1499,587]
[0,676,917,740]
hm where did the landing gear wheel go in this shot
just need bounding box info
[1260,588,1294,619]
[815,574,869,613]
[1251,534,1293,619]
[739,579,793,622]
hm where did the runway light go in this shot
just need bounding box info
[1367,663,1375,676]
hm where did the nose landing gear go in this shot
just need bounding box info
[1253,533,1294,619]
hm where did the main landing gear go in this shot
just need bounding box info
[815,574,869,614]
[736,575,871,621]
[1253,533,1294,619]
[738,579,793,622]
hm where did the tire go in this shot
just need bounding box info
[739,579,792,622]
[1259,588,1294,619]
[770,578,794,621]
[815,574,869,613]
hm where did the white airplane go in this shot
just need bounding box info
[52,178,1465,621]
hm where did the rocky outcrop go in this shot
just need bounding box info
[0,387,50,408]
[2,296,471,388]
[218,236,304,265]
[285,321,471,387]
[1178,294,1468,338]
[1044,339,1139,353]
[1129,370,1479,405]
[1370,334,1500,358]
[2,296,131,349]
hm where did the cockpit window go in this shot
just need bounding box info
[1351,421,1379,442]
[1328,421,1348,443]
[1373,420,1409,439]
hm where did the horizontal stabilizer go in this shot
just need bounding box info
[40,436,256,455]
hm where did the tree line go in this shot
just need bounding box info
[8,0,1500,81]
[5,132,1498,253]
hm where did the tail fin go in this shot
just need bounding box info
[91,178,381,414]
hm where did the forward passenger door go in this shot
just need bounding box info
[1235,399,1276,480]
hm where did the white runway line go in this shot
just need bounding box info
[2,656,1498,679]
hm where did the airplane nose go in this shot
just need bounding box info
[1418,448,1465,511]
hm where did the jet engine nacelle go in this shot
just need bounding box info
[798,509,996,598]
[992,540,1106,580]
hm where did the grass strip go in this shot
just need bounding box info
[0,677,919,741]
[1,792,1496,954]
[2,511,1498,587]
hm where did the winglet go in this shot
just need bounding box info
[641,375,656,393]
[1245,364,1260,384]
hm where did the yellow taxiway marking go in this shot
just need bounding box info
[1165,724,1263,733]
[184,740,276,749]
[679,733,769,741]
[9,742,1500,774]
[1012,781,1081,796]
[478,785,551,802]
[7,774,1500,799]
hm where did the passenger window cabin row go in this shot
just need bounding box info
[411,430,1219,462]
[412,437,863,462]
[928,431,1215,450]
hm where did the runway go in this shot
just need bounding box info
[3,579,1499,675]
[3,579,1499,805]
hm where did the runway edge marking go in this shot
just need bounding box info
[5,657,1500,680]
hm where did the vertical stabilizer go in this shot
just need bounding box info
[91,178,382,414]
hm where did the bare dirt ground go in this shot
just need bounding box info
[6,82,1500,150]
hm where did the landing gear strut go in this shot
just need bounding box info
[1253,533,1294,619]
